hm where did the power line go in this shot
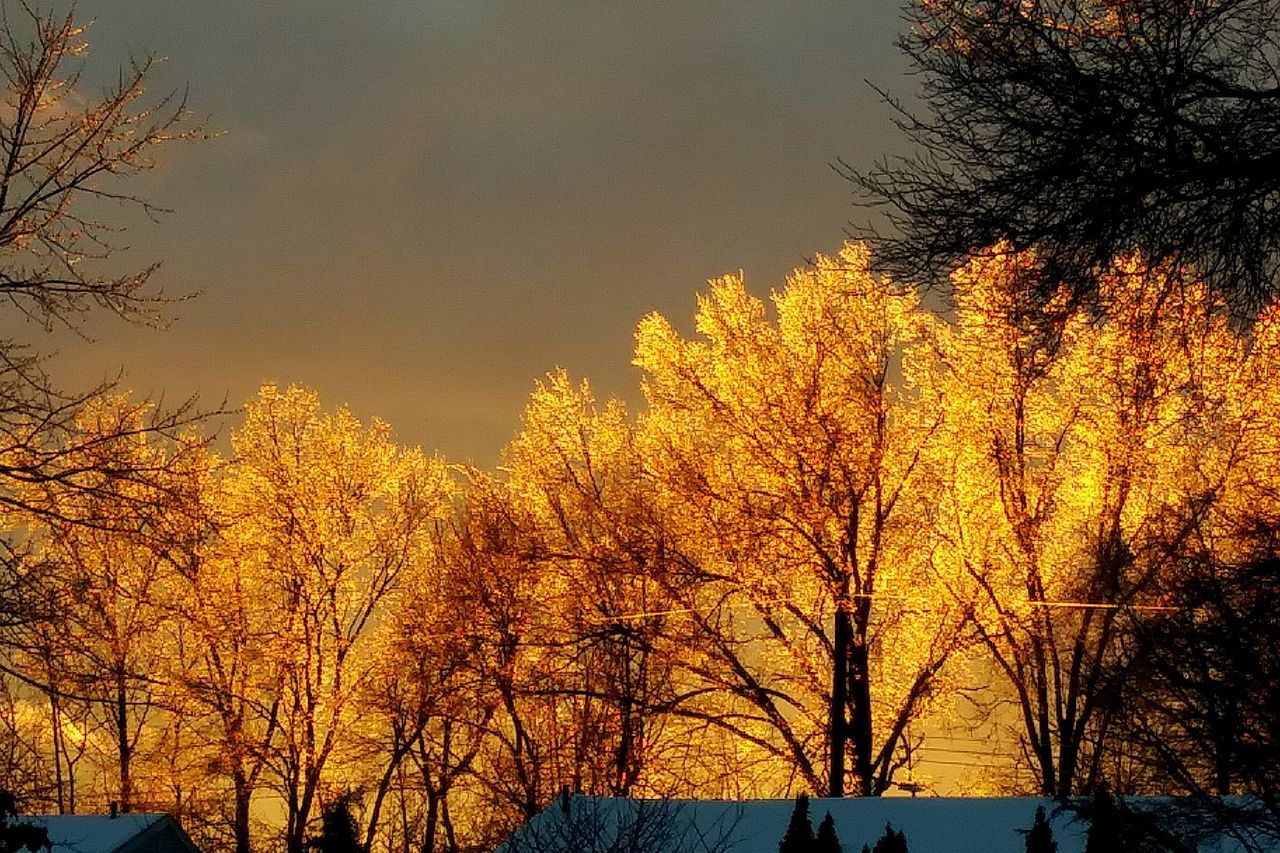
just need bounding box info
[587,593,1177,625]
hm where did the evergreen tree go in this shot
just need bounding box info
[1025,806,1057,853]
[306,793,363,853]
[779,794,815,853]
[1084,789,1122,853]
[0,792,48,853]
[815,812,843,853]
[871,823,908,853]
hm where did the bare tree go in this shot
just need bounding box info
[845,0,1280,314]
[1118,521,1280,798]
[500,796,741,853]
[0,1,205,527]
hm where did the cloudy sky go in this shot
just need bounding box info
[51,1,909,465]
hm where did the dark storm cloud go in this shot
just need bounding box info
[55,1,906,463]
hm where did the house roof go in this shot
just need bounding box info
[25,813,200,853]
[502,795,1279,853]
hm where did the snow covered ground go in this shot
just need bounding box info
[502,795,1279,853]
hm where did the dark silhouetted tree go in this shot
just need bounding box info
[1084,790,1121,853]
[871,823,907,853]
[845,0,1280,315]
[1120,543,1280,797]
[779,795,815,853]
[816,812,843,853]
[1025,806,1057,853]
[0,791,48,853]
[306,793,362,853]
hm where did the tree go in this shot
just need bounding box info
[1083,790,1121,853]
[359,507,490,853]
[17,397,196,813]
[637,243,970,796]
[222,384,453,853]
[0,395,214,817]
[501,372,692,800]
[934,249,1243,796]
[0,1,202,525]
[1025,806,1057,853]
[0,2,207,768]
[1119,545,1280,797]
[1124,298,1280,800]
[500,797,738,853]
[779,794,814,853]
[167,443,284,853]
[440,471,549,834]
[0,680,52,809]
[845,0,1280,314]
[870,824,907,853]
[306,793,362,853]
[0,791,47,853]
[816,812,843,853]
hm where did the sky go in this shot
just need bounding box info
[45,1,911,466]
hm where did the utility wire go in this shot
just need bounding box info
[587,593,1177,625]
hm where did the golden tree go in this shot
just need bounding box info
[635,242,970,796]
[934,248,1243,796]
[163,442,286,853]
[220,384,452,853]
[357,494,492,853]
[0,392,217,819]
[503,372,698,798]
[443,375,697,841]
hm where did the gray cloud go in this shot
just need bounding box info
[50,1,908,464]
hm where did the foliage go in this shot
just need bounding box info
[933,247,1250,795]
[0,242,1278,849]
[637,242,968,796]
[224,384,453,853]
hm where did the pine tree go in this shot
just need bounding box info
[871,823,908,853]
[815,812,843,853]
[1025,806,1057,853]
[0,792,48,853]
[306,793,363,853]
[1084,789,1122,853]
[779,794,815,853]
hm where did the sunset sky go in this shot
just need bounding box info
[51,1,908,465]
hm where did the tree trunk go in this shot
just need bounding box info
[421,787,439,853]
[232,772,252,853]
[116,672,132,812]
[828,584,851,797]
[849,596,875,796]
[49,693,65,814]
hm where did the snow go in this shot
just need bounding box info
[23,813,169,853]
[503,795,1280,853]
